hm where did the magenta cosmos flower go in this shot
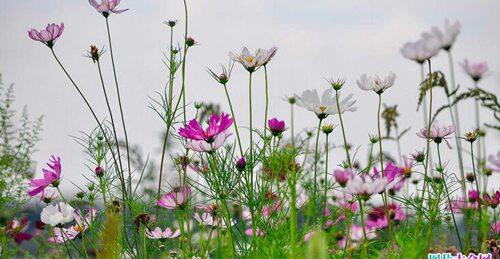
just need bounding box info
[157,186,191,210]
[28,156,62,197]
[268,118,286,136]
[145,227,180,240]
[417,121,455,147]
[178,113,233,152]
[460,59,488,82]
[366,204,405,229]
[28,23,65,48]
[89,0,128,16]
[333,169,354,187]
[483,191,500,208]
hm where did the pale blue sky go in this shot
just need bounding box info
[1,1,499,193]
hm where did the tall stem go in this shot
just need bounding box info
[322,133,330,224]
[263,66,270,145]
[248,72,257,240]
[377,93,392,237]
[105,17,132,195]
[223,84,244,157]
[335,90,352,167]
[181,0,189,126]
[470,141,485,245]
[437,143,464,251]
[291,103,295,147]
[289,164,297,258]
[473,81,482,185]
[358,198,368,256]
[420,59,434,204]
[312,118,323,220]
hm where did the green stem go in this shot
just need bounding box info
[358,198,368,256]
[420,59,434,205]
[289,165,297,258]
[322,133,330,224]
[312,118,323,220]
[223,84,244,157]
[291,103,295,147]
[335,90,352,167]
[436,143,463,251]
[470,141,485,246]
[105,17,132,196]
[263,65,270,148]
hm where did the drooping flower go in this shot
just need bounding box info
[89,0,128,16]
[268,118,286,136]
[488,151,500,173]
[429,20,461,51]
[179,113,233,152]
[39,187,59,204]
[5,217,32,244]
[333,169,354,187]
[257,47,278,66]
[229,47,266,72]
[145,227,180,240]
[40,202,75,227]
[356,72,396,94]
[416,121,455,147]
[400,39,439,63]
[482,191,500,208]
[345,174,389,200]
[294,88,357,119]
[460,59,488,82]
[28,156,62,197]
[157,186,191,210]
[28,23,65,48]
[366,204,406,229]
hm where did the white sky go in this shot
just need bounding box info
[1,1,499,193]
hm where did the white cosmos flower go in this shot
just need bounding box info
[256,47,278,66]
[41,202,75,226]
[357,72,396,94]
[294,88,357,118]
[229,47,266,72]
[430,20,461,51]
[400,39,436,63]
[420,32,442,58]
[345,174,388,198]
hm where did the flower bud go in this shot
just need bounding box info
[466,173,475,182]
[465,130,478,143]
[185,37,196,47]
[322,124,334,135]
[95,166,105,177]
[76,192,85,199]
[166,20,177,27]
[236,157,246,172]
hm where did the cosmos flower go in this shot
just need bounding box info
[468,189,480,203]
[366,204,406,229]
[345,174,389,199]
[294,88,357,119]
[28,156,62,197]
[268,118,286,136]
[179,113,233,152]
[145,227,180,240]
[482,191,500,208]
[333,169,354,187]
[400,39,439,63]
[449,198,479,213]
[38,187,59,204]
[429,20,460,51]
[157,186,191,210]
[460,59,488,82]
[356,72,396,94]
[194,212,235,229]
[40,202,75,227]
[257,47,278,66]
[229,47,267,72]
[420,32,442,58]
[48,227,78,244]
[5,217,32,244]
[416,121,455,147]
[28,23,65,48]
[89,0,128,16]
[245,228,266,237]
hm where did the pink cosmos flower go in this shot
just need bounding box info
[416,121,455,147]
[303,231,315,242]
[5,217,32,244]
[245,228,266,237]
[89,0,128,16]
[366,204,406,229]
[194,212,234,229]
[338,224,377,248]
[47,208,97,244]
[179,113,233,152]
[28,156,62,197]
[492,221,500,234]
[400,39,438,64]
[468,189,480,203]
[268,118,286,136]
[483,191,500,208]
[488,151,500,173]
[345,174,389,199]
[449,198,479,213]
[28,23,65,48]
[157,186,191,210]
[460,59,488,82]
[145,227,180,240]
[373,163,403,183]
[333,169,353,187]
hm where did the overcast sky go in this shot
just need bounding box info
[1,1,499,193]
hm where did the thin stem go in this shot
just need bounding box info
[312,118,323,220]
[322,133,330,224]
[470,141,485,245]
[420,59,434,204]
[223,84,244,157]
[263,65,270,142]
[289,164,297,258]
[248,72,257,240]
[291,103,295,147]
[335,90,352,167]
[181,0,189,126]
[105,17,132,196]
[436,143,464,251]
[358,198,368,256]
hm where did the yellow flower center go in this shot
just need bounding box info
[245,56,255,63]
[319,106,327,112]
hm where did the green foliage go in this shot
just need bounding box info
[0,75,43,215]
